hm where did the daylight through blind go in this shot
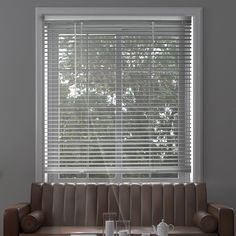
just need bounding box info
[43,19,192,180]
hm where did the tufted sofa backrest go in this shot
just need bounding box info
[30,183,207,227]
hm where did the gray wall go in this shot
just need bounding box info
[0,0,236,235]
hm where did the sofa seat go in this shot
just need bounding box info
[19,226,218,236]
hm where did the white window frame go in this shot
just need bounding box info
[35,7,203,183]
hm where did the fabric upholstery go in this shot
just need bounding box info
[21,210,45,233]
[193,211,217,233]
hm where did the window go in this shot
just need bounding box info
[36,8,203,183]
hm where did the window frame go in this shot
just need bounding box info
[35,7,203,183]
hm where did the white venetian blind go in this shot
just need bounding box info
[43,19,192,179]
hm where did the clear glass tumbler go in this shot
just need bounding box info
[116,220,131,236]
[103,212,118,236]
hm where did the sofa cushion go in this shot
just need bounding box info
[21,210,45,233]
[19,226,218,236]
[30,183,208,227]
[193,211,217,233]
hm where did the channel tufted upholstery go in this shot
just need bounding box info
[30,183,207,227]
[4,183,234,236]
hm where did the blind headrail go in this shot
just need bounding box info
[44,15,191,21]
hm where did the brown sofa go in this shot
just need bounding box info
[4,183,234,236]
